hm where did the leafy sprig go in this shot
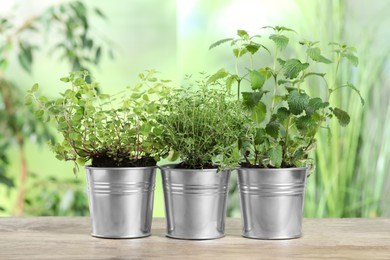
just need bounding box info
[210,26,363,168]
[27,70,171,173]
[157,75,246,170]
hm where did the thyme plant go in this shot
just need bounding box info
[157,76,246,169]
[27,70,171,173]
[210,26,363,168]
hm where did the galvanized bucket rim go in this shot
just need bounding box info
[85,165,157,171]
[160,164,228,173]
[237,166,308,172]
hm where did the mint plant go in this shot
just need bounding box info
[210,26,363,168]
[157,75,246,170]
[27,70,171,173]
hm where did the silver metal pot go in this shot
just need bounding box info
[85,166,156,238]
[237,167,308,239]
[161,164,230,240]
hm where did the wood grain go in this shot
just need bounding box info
[0,217,389,259]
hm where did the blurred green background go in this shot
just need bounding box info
[1,0,389,217]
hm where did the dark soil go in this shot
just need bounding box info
[91,154,156,167]
[240,162,293,168]
[175,162,217,169]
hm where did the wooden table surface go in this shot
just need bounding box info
[0,217,389,259]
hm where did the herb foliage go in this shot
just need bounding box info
[28,70,171,173]
[157,75,246,170]
[210,26,363,168]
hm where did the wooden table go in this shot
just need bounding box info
[0,217,389,259]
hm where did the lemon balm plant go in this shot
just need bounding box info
[210,26,363,239]
[158,75,246,240]
[27,70,171,238]
[210,26,363,168]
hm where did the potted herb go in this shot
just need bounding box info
[27,70,171,238]
[210,26,363,239]
[158,76,246,240]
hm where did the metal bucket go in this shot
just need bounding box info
[237,167,308,239]
[161,164,230,240]
[85,166,156,238]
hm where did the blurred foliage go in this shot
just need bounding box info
[24,173,89,216]
[0,0,110,215]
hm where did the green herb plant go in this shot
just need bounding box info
[157,75,246,170]
[27,70,171,173]
[210,26,363,168]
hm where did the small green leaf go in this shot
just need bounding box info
[245,43,260,54]
[233,48,248,57]
[266,121,280,139]
[332,107,350,126]
[307,47,332,64]
[207,68,228,85]
[226,75,238,94]
[305,97,329,115]
[25,95,33,106]
[251,102,266,124]
[242,91,268,109]
[35,110,44,119]
[254,128,266,145]
[60,77,70,82]
[287,90,310,115]
[31,83,39,92]
[237,29,249,39]
[249,70,265,90]
[342,53,359,67]
[209,38,234,50]
[277,58,286,66]
[269,145,283,167]
[283,59,309,79]
[276,107,290,122]
[269,34,289,50]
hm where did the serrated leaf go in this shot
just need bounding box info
[266,121,280,139]
[242,91,268,109]
[274,26,296,33]
[276,107,290,122]
[332,107,350,126]
[305,97,329,115]
[251,102,266,124]
[245,43,260,54]
[258,67,273,79]
[307,47,332,64]
[233,48,248,57]
[226,75,237,94]
[278,79,300,85]
[342,52,359,66]
[269,144,283,167]
[287,89,310,115]
[207,68,228,85]
[277,58,286,66]
[249,70,265,90]
[209,38,234,50]
[295,115,313,133]
[269,34,289,50]
[254,128,266,145]
[237,29,249,39]
[283,59,309,79]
